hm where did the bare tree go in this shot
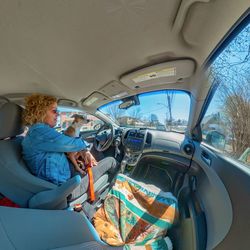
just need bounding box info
[129,107,142,125]
[105,105,125,122]
[208,24,250,157]
[224,94,250,156]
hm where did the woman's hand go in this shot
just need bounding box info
[79,169,86,175]
[83,151,97,166]
[67,152,78,160]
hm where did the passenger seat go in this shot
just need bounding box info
[0,206,122,250]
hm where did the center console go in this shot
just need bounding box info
[122,129,147,166]
[125,129,146,152]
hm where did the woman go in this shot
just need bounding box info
[22,94,117,200]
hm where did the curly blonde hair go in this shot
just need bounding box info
[22,94,57,125]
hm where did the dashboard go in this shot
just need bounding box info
[124,129,147,153]
[116,127,194,167]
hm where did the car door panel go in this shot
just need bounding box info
[192,142,250,249]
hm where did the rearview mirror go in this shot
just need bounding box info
[119,100,135,109]
[119,95,140,109]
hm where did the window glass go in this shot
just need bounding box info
[99,90,190,133]
[56,107,104,132]
[201,22,250,166]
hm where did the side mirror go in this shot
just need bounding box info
[239,148,250,164]
[206,130,226,150]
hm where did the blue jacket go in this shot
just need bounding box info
[22,123,89,185]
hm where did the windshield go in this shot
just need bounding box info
[99,90,190,132]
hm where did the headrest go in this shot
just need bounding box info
[0,103,24,139]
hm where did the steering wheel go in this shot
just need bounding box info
[94,123,115,152]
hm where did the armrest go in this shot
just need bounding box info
[28,175,81,209]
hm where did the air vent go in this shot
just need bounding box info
[123,130,129,140]
[145,132,152,145]
[183,143,194,155]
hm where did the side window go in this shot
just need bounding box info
[201,22,250,166]
[56,108,104,132]
[80,114,104,132]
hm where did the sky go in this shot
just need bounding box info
[137,91,190,122]
[205,23,250,117]
[57,91,191,124]
[100,90,190,124]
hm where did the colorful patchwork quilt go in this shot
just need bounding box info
[93,174,178,249]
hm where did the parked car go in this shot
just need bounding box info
[0,1,249,249]
[156,124,167,131]
[204,130,226,150]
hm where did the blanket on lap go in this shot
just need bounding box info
[93,174,178,250]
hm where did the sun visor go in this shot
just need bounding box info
[57,99,78,108]
[98,81,133,99]
[120,59,196,89]
[81,92,111,108]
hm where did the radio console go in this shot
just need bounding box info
[124,129,146,152]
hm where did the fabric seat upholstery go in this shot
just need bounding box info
[0,206,123,250]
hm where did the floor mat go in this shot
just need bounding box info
[133,164,173,192]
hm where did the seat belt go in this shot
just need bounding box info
[86,164,95,202]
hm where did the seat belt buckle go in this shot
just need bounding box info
[73,203,83,212]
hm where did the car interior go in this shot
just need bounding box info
[0,1,249,250]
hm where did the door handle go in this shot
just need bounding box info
[201,151,211,166]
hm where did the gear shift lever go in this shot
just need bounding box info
[114,137,121,158]
[120,159,127,174]
[120,148,130,174]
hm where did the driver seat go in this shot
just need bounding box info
[0,102,109,209]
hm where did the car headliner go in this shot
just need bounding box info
[0,0,249,128]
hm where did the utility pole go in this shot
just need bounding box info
[167,94,173,125]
